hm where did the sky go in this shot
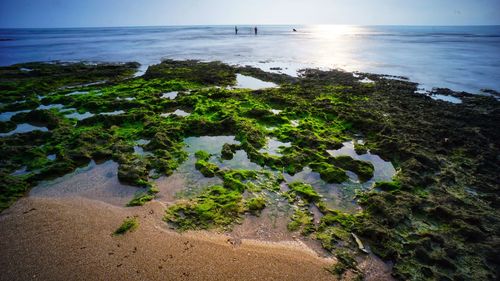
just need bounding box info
[1,0,499,28]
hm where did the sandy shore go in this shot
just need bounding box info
[0,196,338,281]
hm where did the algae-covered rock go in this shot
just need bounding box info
[194,150,211,161]
[117,160,149,186]
[221,143,238,160]
[246,196,266,215]
[288,182,321,203]
[164,185,244,230]
[331,155,374,182]
[310,162,348,183]
[287,207,315,235]
[144,60,236,86]
[195,160,219,177]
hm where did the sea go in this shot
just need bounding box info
[1,25,499,93]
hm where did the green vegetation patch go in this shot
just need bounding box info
[164,185,244,230]
[287,182,321,203]
[114,217,139,235]
[1,59,498,280]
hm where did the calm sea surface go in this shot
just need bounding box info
[1,25,499,93]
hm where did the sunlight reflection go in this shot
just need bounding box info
[301,25,367,71]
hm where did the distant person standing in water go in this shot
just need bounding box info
[235,26,238,35]
[254,26,258,35]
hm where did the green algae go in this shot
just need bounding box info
[287,207,315,235]
[326,249,363,279]
[126,185,159,207]
[114,217,139,235]
[164,185,244,230]
[1,59,499,280]
[246,196,266,215]
[287,182,321,203]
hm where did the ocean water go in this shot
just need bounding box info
[1,25,499,93]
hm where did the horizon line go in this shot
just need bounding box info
[1,23,500,29]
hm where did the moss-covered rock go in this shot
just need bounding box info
[221,143,238,160]
[164,185,244,230]
[288,182,321,203]
[195,159,219,177]
[246,196,266,215]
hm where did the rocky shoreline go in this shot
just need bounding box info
[1,60,499,280]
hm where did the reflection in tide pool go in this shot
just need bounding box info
[431,94,462,104]
[259,137,291,157]
[284,167,360,212]
[284,140,396,212]
[216,150,262,171]
[100,110,125,116]
[161,109,190,117]
[234,74,277,90]
[133,139,152,156]
[327,140,396,183]
[156,135,267,201]
[0,110,30,122]
[64,111,95,120]
[30,160,139,206]
[161,91,178,100]
[0,123,49,137]
[37,104,65,110]
[66,91,89,96]
[10,166,28,176]
[155,136,237,202]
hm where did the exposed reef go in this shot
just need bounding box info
[0,59,498,280]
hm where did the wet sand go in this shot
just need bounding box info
[0,197,337,281]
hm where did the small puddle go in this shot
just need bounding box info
[66,91,89,96]
[11,166,29,176]
[64,111,95,120]
[327,140,396,183]
[30,160,139,206]
[216,150,262,171]
[259,137,291,157]
[185,136,239,154]
[359,77,375,84]
[100,110,125,116]
[47,154,57,161]
[234,74,277,90]
[116,97,136,101]
[0,123,49,137]
[161,91,178,100]
[280,140,396,212]
[37,104,65,110]
[284,167,360,212]
[155,136,239,202]
[133,140,151,156]
[161,109,190,117]
[0,110,31,122]
[431,94,462,104]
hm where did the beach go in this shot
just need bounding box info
[0,196,339,281]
